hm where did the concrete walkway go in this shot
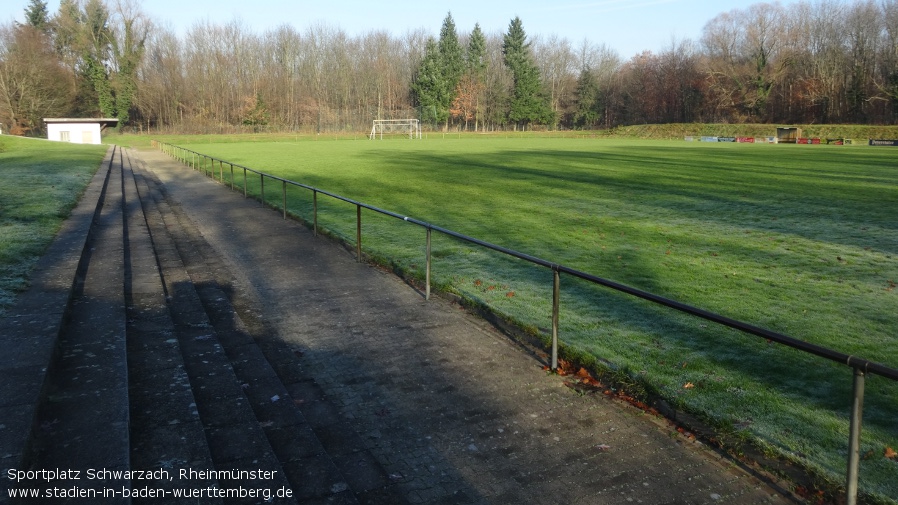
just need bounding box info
[127,147,795,505]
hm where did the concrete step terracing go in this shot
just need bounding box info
[2,147,374,504]
[0,147,114,502]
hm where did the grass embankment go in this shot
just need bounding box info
[113,123,898,146]
[168,136,897,502]
[0,136,107,315]
[587,123,898,141]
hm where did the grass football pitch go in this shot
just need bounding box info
[171,136,897,500]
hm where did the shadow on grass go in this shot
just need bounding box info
[357,146,897,252]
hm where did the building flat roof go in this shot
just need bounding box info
[44,118,119,127]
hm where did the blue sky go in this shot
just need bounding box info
[9,0,804,58]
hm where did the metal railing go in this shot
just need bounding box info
[152,140,897,504]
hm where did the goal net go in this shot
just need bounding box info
[369,119,421,139]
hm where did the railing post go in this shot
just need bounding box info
[551,268,560,371]
[219,160,223,182]
[230,163,234,190]
[282,181,287,220]
[846,367,866,505]
[356,204,362,262]
[425,227,432,301]
[243,168,247,198]
[313,191,318,236]
[260,174,265,204]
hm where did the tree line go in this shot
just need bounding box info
[1,0,896,136]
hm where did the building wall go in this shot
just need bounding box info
[47,123,103,144]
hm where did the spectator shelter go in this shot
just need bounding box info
[44,118,118,145]
[776,127,802,144]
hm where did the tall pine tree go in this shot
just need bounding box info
[23,0,50,32]
[502,17,552,129]
[412,12,465,130]
[438,13,463,92]
[573,66,602,129]
[412,37,450,126]
[437,12,463,131]
[464,23,487,130]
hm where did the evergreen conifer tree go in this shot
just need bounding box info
[23,0,50,32]
[502,17,552,129]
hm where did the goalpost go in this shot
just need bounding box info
[369,119,421,140]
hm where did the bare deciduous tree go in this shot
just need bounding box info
[0,23,74,135]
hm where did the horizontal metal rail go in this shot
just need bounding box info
[152,140,896,505]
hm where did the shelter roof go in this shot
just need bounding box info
[43,118,119,128]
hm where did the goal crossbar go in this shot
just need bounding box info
[369,119,421,139]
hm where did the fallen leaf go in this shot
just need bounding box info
[595,444,611,451]
[684,382,695,389]
[885,447,897,460]
[506,291,515,297]
[676,427,696,440]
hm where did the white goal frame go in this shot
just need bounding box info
[369,119,421,139]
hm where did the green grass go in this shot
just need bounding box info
[171,135,897,502]
[0,136,107,315]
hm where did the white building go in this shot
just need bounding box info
[44,118,118,145]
